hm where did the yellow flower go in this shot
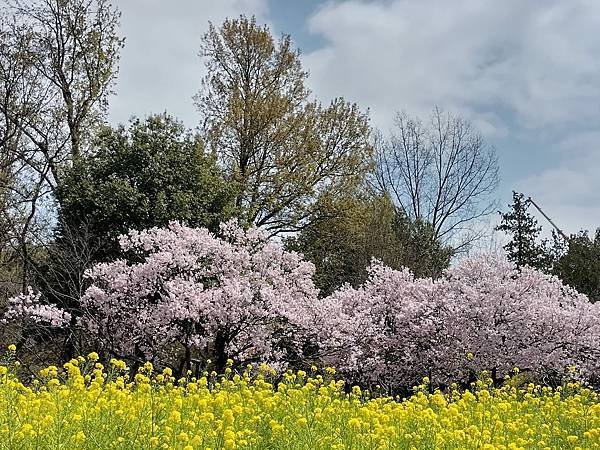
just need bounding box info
[110,358,127,370]
[297,417,308,427]
[7,344,16,352]
[73,431,86,442]
[348,418,361,429]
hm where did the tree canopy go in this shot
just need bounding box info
[287,191,453,296]
[496,192,551,270]
[58,114,234,261]
[196,16,373,235]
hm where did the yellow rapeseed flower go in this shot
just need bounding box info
[0,354,597,449]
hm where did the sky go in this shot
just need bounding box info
[108,0,600,239]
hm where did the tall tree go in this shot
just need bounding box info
[375,108,499,251]
[552,229,600,303]
[0,0,123,289]
[496,191,550,270]
[57,113,234,262]
[196,16,372,235]
[0,158,22,303]
[1,0,123,168]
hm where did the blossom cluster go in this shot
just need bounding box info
[4,221,600,389]
[314,256,600,389]
[79,220,317,368]
[2,288,71,328]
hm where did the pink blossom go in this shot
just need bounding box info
[80,220,318,368]
[3,287,72,328]
[314,255,600,389]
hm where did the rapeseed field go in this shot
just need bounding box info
[0,350,599,449]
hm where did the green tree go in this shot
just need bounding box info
[57,113,234,262]
[391,212,454,280]
[552,230,600,303]
[286,192,453,296]
[196,16,372,235]
[496,191,550,270]
[29,114,233,358]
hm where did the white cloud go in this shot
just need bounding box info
[303,0,600,133]
[108,0,269,127]
[303,0,600,233]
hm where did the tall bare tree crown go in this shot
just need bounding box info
[375,108,499,251]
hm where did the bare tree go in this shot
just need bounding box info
[375,108,499,251]
[0,0,123,289]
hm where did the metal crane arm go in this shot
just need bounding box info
[526,196,570,242]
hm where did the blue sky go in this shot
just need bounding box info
[109,0,600,240]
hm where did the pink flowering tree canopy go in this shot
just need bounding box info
[80,220,318,372]
[3,288,72,329]
[4,221,599,389]
[314,256,600,391]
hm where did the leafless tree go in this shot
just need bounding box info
[375,108,499,251]
[0,0,123,290]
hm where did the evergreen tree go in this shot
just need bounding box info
[552,229,600,303]
[496,192,549,270]
[57,113,234,262]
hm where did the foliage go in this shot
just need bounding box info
[496,191,551,270]
[57,114,234,262]
[552,229,600,303]
[0,0,123,292]
[497,192,600,303]
[196,16,373,235]
[314,255,600,391]
[0,0,124,164]
[391,212,454,279]
[287,192,452,296]
[1,353,600,449]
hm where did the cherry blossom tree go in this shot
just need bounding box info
[314,256,600,391]
[79,220,318,373]
[441,256,600,383]
[4,222,599,388]
[3,288,72,328]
